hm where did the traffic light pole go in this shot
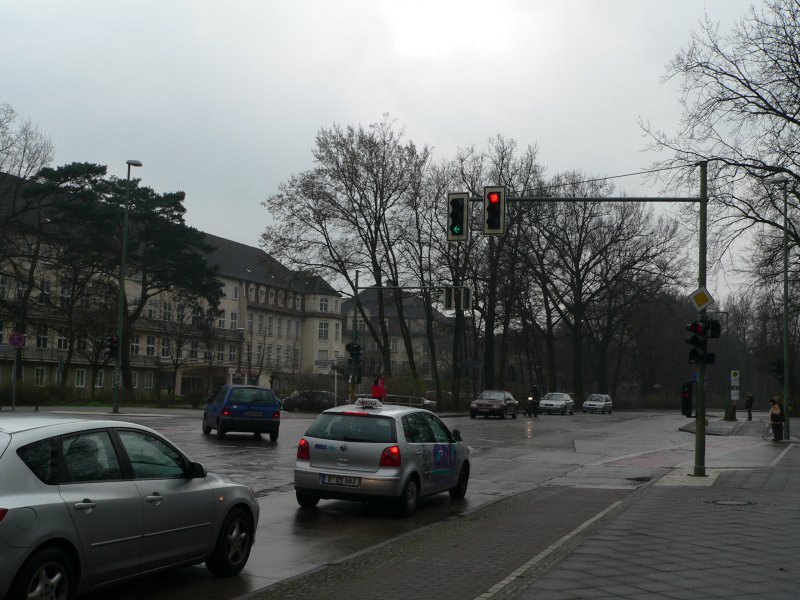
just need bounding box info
[694,162,708,477]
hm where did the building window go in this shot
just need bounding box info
[230,311,238,330]
[296,320,301,339]
[218,310,225,329]
[161,339,171,358]
[191,340,199,359]
[256,344,263,362]
[275,346,281,367]
[318,322,329,340]
[295,296,301,310]
[148,299,158,319]
[277,291,284,306]
[247,315,253,333]
[229,344,237,362]
[192,307,202,325]
[163,301,173,322]
[34,367,46,386]
[287,293,293,308]
[259,315,265,334]
[277,318,283,338]
[59,284,70,309]
[217,344,225,361]
[285,347,291,366]
[335,298,340,313]
[57,328,69,351]
[177,304,185,322]
[390,338,398,352]
[130,335,140,356]
[248,285,255,301]
[335,322,341,342]
[286,320,291,339]
[95,370,105,388]
[293,348,299,367]
[266,344,272,365]
[144,372,154,389]
[317,349,329,361]
[233,285,239,300]
[319,297,329,312]
[75,369,86,388]
[131,371,138,389]
[39,279,51,304]
[357,318,365,331]
[220,284,226,298]
[146,336,156,357]
[266,316,272,336]
[267,289,273,304]
[36,326,48,349]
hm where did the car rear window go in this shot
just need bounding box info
[306,413,396,444]
[228,388,278,406]
[480,391,504,400]
[17,437,60,485]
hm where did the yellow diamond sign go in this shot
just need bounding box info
[689,287,714,311]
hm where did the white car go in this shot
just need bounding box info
[583,394,613,414]
[0,417,259,600]
[538,392,575,415]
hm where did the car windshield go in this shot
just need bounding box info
[587,395,606,401]
[228,388,278,406]
[479,391,504,400]
[306,413,397,444]
[544,394,566,402]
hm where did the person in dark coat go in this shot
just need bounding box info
[745,394,754,421]
[769,397,784,442]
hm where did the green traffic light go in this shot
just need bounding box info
[452,225,461,234]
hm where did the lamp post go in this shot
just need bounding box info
[770,176,792,439]
[113,159,143,414]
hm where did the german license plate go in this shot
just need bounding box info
[320,474,360,487]
[243,410,262,417]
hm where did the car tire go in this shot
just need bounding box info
[396,477,419,517]
[8,546,75,600]
[216,422,226,440]
[561,406,566,415]
[470,412,476,419]
[500,409,506,420]
[608,409,612,414]
[296,490,320,508]
[569,407,574,415]
[269,430,279,442]
[202,415,212,435]
[205,508,253,577]
[511,409,517,419]
[449,463,470,499]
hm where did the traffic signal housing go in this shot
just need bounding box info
[686,319,717,364]
[681,382,693,417]
[107,335,118,355]
[447,192,470,242]
[483,186,506,235]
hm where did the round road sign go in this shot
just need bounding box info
[9,332,25,349]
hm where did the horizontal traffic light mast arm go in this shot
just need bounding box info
[462,196,699,203]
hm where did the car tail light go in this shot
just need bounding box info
[222,408,231,416]
[379,445,401,467]
[0,508,7,522]
[272,410,280,418]
[297,438,310,460]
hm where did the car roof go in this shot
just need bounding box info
[322,400,428,418]
[0,416,151,436]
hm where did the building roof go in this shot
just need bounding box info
[341,286,443,321]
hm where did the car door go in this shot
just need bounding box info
[401,412,435,494]
[58,430,143,585]
[116,429,214,569]
[421,413,459,492]
[205,385,227,422]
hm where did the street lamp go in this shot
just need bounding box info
[770,176,792,439]
[113,159,143,414]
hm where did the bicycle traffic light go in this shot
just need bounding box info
[447,192,470,242]
[483,186,506,235]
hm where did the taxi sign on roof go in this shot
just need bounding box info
[355,398,383,409]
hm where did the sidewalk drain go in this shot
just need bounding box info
[712,500,753,506]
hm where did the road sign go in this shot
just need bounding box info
[9,332,24,349]
[730,370,740,386]
[688,287,714,311]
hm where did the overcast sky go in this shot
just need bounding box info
[4,0,755,254]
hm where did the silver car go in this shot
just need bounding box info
[293,398,470,516]
[582,394,613,414]
[0,417,260,600]
[539,392,575,415]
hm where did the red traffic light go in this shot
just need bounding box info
[487,192,500,204]
[686,321,706,335]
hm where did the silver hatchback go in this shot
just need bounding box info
[293,398,470,516]
[0,416,259,600]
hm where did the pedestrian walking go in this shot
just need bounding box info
[371,376,385,401]
[745,393,754,421]
[769,397,784,442]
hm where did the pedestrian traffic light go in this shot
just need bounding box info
[483,186,506,235]
[107,335,118,354]
[686,320,715,364]
[443,286,454,310]
[681,382,693,417]
[447,192,470,242]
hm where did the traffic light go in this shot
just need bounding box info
[443,287,454,310]
[681,382,693,417]
[686,320,715,364]
[483,186,506,235]
[447,192,470,242]
[107,335,118,354]
[706,318,721,338]
[772,358,784,384]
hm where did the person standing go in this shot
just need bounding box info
[769,397,784,442]
[371,376,385,401]
[745,394,754,421]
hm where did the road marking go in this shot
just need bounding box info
[473,500,622,600]
[770,443,794,467]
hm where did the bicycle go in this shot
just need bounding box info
[762,420,772,441]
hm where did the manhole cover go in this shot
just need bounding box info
[713,500,753,506]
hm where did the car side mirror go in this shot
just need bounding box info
[452,429,463,442]
[188,461,207,479]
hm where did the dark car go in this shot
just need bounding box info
[202,385,281,441]
[469,390,518,419]
[282,390,340,413]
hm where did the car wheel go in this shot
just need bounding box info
[202,415,212,435]
[449,463,470,499]
[608,409,612,414]
[470,412,476,419]
[561,406,567,415]
[216,421,226,440]
[205,508,253,577]
[396,477,419,517]
[9,547,75,600]
[511,408,517,419]
[269,430,279,442]
[569,407,574,415]
[296,490,320,508]
[500,408,506,420]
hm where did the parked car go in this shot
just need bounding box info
[582,393,613,414]
[538,392,575,415]
[282,390,341,413]
[0,416,259,600]
[202,384,281,441]
[469,390,518,419]
[293,398,470,516]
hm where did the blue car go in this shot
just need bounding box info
[202,385,281,441]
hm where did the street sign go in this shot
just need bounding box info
[9,332,24,349]
[730,370,740,386]
[688,287,714,312]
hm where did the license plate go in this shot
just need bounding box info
[320,474,361,487]
[243,410,263,417]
